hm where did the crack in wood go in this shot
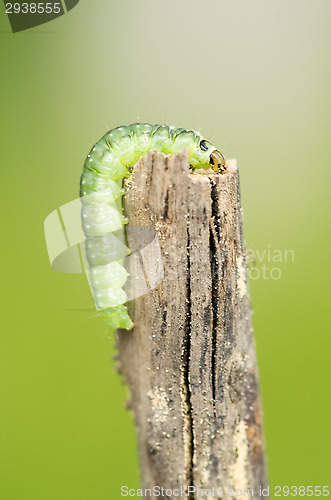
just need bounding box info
[210,180,220,414]
[183,223,195,499]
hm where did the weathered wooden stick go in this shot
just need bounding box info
[117,150,268,498]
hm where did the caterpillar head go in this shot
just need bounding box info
[194,139,226,174]
[171,129,226,174]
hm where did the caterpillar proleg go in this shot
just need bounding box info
[80,123,226,330]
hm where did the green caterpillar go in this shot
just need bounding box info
[80,123,226,330]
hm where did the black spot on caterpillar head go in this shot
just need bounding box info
[200,140,208,151]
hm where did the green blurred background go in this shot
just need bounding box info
[0,0,330,498]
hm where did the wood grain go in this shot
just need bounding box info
[117,150,268,499]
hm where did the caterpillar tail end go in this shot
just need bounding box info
[100,305,133,331]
